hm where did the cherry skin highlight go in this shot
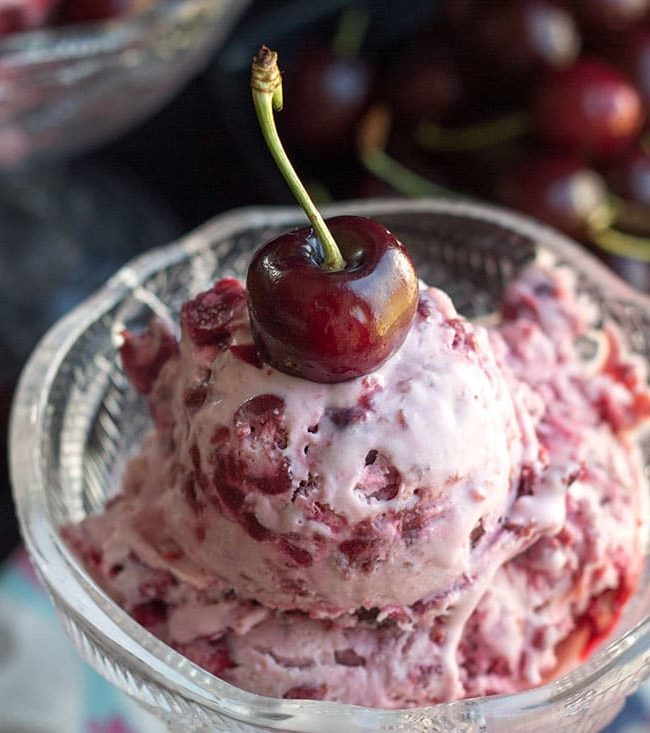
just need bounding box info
[531,59,645,160]
[246,215,418,383]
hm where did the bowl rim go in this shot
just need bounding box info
[10,197,650,728]
[0,0,248,65]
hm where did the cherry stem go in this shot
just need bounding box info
[589,224,650,263]
[611,194,650,234]
[357,106,458,198]
[416,112,528,153]
[251,46,345,271]
[587,199,650,262]
[331,6,370,59]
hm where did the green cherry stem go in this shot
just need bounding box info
[251,46,345,271]
[357,105,459,198]
[586,196,650,262]
[331,6,370,59]
[416,111,528,153]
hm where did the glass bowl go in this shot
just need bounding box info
[0,0,248,167]
[10,198,650,733]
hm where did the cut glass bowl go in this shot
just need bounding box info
[0,0,248,166]
[10,198,650,732]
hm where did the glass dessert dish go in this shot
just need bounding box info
[10,198,650,733]
[0,0,248,166]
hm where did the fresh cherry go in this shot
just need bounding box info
[531,59,645,159]
[247,215,418,382]
[495,152,611,239]
[248,46,418,383]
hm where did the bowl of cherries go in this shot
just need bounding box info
[211,0,650,292]
[0,0,248,166]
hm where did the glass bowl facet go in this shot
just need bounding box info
[0,0,248,167]
[10,199,650,733]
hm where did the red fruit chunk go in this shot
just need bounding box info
[175,637,234,676]
[532,59,645,159]
[131,599,168,631]
[279,538,313,567]
[357,451,401,502]
[283,685,327,700]
[181,278,246,348]
[232,395,291,495]
[229,343,263,369]
[211,458,246,514]
[339,536,381,569]
[240,512,275,542]
[120,320,179,395]
[326,405,367,428]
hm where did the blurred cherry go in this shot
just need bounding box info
[282,48,374,154]
[604,144,650,206]
[469,0,581,79]
[496,152,611,239]
[606,26,650,107]
[532,59,645,159]
[384,47,465,126]
[573,0,649,32]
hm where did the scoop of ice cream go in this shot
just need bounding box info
[64,261,650,707]
[116,277,540,618]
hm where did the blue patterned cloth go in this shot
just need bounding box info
[0,549,647,732]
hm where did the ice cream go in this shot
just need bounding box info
[64,259,650,707]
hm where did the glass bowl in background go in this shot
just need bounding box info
[10,198,650,733]
[0,0,249,167]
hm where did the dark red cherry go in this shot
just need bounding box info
[532,59,645,159]
[603,145,650,207]
[57,0,135,23]
[282,48,374,154]
[496,152,610,239]
[246,215,418,383]
[384,46,466,126]
[469,0,581,78]
[573,0,649,32]
[606,26,650,107]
